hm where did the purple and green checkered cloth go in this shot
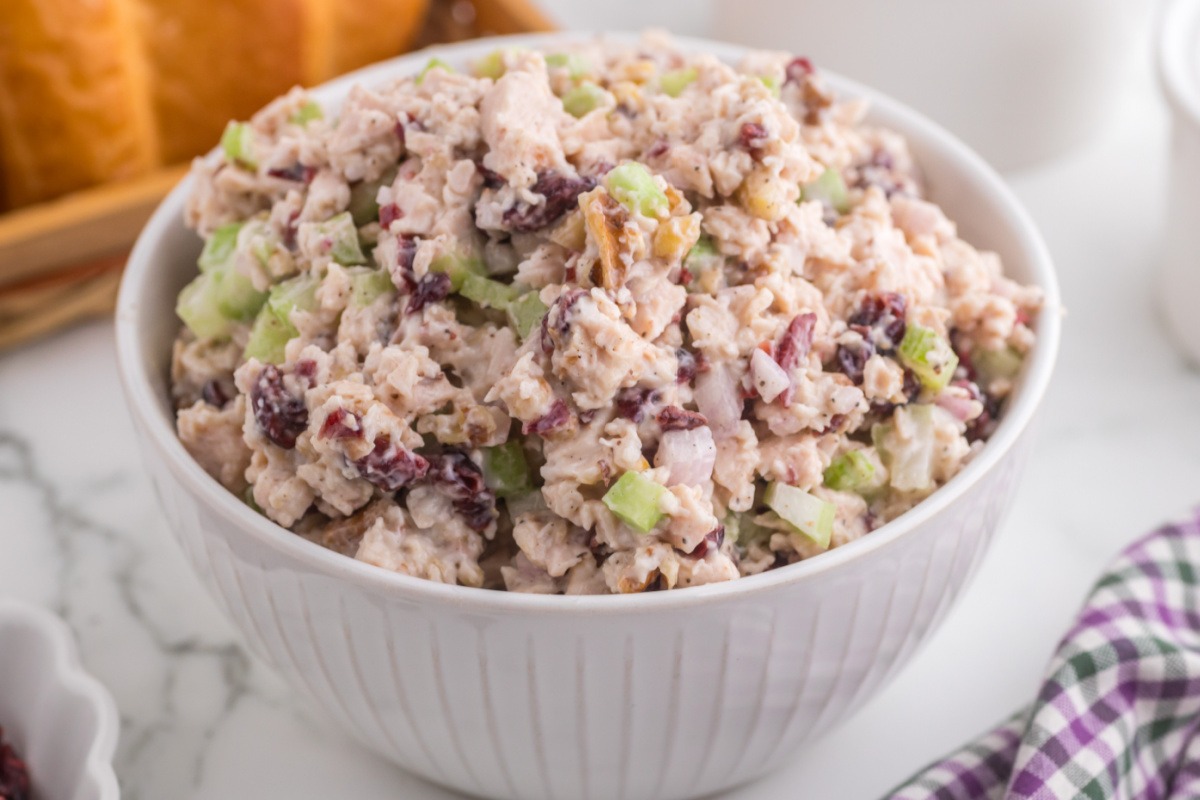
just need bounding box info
[888,511,1200,799]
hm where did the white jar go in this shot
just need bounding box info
[712,0,1150,171]
[1159,0,1200,366]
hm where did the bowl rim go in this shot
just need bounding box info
[1158,0,1200,129]
[0,599,121,800]
[115,32,1061,615]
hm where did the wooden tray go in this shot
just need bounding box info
[0,0,554,351]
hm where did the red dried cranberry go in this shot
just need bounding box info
[283,209,300,250]
[406,271,452,314]
[785,56,814,84]
[293,358,318,387]
[849,293,907,351]
[966,391,1002,443]
[775,313,817,372]
[543,288,585,350]
[738,122,769,158]
[685,525,725,559]
[902,369,921,401]
[503,171,596,232]
[251,365,308,449]
[676,347,698,384]
[426,449,496,531]
[615,387,660,423]
[657,406,707,431]
[645,140,670,159]
[379,203,403,228]
[354,435,428,491]
[267,163,316,183]
[201,379,231,408]
[477,163,505,189]
[319,407,363,440]
[678,266,694,286]
[523,399,572,436]
[834,339,874,385]
[0,727,31,800]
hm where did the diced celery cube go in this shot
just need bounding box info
[290,100,323,126]
[220,121,257,169]
[561,83,607,118]
[177,274,234,340]
[474,50,507,80]
[244,306,298,364]
[684,235,723,274]
[872,404,937,492]
[823,450,877,493]
[311,211,365,266]
[348,268,394,307]
[973,346,1022,383]
[898,325,959,392]
[661,68,697,97]
[346,166,398,228]
[603,471,668,534]
[214,270,268,321]
[483,441,533,497]
[759,75,781,97]
[764,482,836,549]
[199,222,243,272]
[606,162,668,218]
[430,248,485,291]
[267,274,321,320]
[507,291,548,341]
[459,273,519,309]
[545,52,591,80]
[417,57,454,84]
[800,168,850,214]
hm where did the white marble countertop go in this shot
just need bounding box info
[4,15,1200,800]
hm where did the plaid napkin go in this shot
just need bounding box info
[888,511,1200,799]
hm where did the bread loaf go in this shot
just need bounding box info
[0,0,430,209]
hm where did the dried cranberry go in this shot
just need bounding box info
[427,449,496,531]
[201,379,231,408]
[738,122,769,158]
[267,163,316,183]
[835,340,874,385]
[902,369,921,402]
[678,266,694,286]
[645,140,670,159]
[785,56,814,84]
[406,271,452,314]
[657,406,707,431]
[849,293,907,351]
[966,392,1002,443]
[283,209,301,251]
[615,387,660,423]
[379,203,403,228]
[523,399,572,437]
[542,288,585,351]
[775,313,817,372]
[685,525,725,559]
[251,365,308,449]
[676,347,698,384]
[319,407,363,440]
[0,728,30,800]
[503,171,596,232]
[354,435,428,491]
[477,164,505,189]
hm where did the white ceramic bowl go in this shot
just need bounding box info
[0,600,119,800]
[115,34,1060,800]
[1158,0,1200,367]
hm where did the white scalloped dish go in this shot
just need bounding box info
[0,600,119,800]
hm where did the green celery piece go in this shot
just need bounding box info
[973,346,1022,382]
[198,222,243,272]
[474,49,507,79]
[430,248,485,291]
[311,211,365,266]
[346,166,398,228]
[800,168,850,214]
[898,325,960,392]
[214,269,268,321]
[823,450,877,493]
[602,471,668,534]
[545,52,591,80]
[763,481,835,549]
[872,404,937,492]
[661,68,697,97]
[177,273,234,340]
[220,121,257,169]
[684,235,723,274]
[507,291,548,341]
[459,273,519,309]
[267,274,321,320]
[417,57,454,84]
[759,75,781,97]
[482,441,533,496]
[244,306,298,364]
[561,83,607,118]
[348,268,394,307]
[242,485,264,514]
[606,162,668,218]
[290,100,323,126]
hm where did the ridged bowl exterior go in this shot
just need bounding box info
[116,34,1060,800]
[134,418,1026,800]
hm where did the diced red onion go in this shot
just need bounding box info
[693,365,742,438]
[936,391,982,422]
[654,427,717,487]
[750,348,791,404]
